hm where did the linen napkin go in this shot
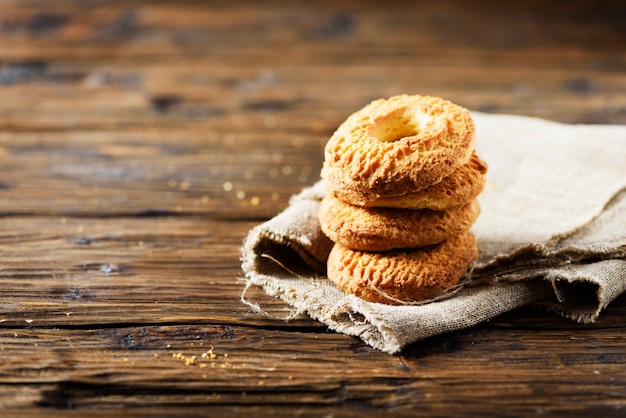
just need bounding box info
[241,112,626,354]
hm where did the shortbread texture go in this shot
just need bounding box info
[327,230,478,304]
[319,195,480,251]
[322,94,476,201]
[329,152,487,210]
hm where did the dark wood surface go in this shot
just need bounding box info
[1,1,625,416]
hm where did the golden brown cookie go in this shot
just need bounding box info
[327,230,478,304]
[326,152,488,210]
[321,94,475,201]
[319,194,480,252]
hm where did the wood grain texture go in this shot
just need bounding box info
[1,0,625,415]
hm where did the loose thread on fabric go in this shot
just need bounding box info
[239,252,321,321]
[259,253,310,279]
[365,264,476,306]
[257,252,332,315]
[239,277,308,321]
[550,277,566,303]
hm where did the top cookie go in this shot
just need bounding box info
[321,94,475,200]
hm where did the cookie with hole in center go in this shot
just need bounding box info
[326,230,478,304]
[319,194,480,252]
[326,152,487,210]
[321,94,476,200]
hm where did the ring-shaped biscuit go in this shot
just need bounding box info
[326,152,487,210]
[319,194,480,252]
[322,94,475,199]
[327,230,478,304]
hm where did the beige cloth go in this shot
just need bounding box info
[241,112,626,354]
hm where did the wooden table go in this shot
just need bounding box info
[1,1,625,416]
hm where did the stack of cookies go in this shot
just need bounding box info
[319,95,488,304]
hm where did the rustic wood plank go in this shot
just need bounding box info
[0,63,624,131]
[0,319,624,415]
[0,128,325,217]
[0,215,325,328]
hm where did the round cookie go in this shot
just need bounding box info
[327,152,488,210]
[321,94,475,200]
[327,230,478,304]
[319,194,480,252]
